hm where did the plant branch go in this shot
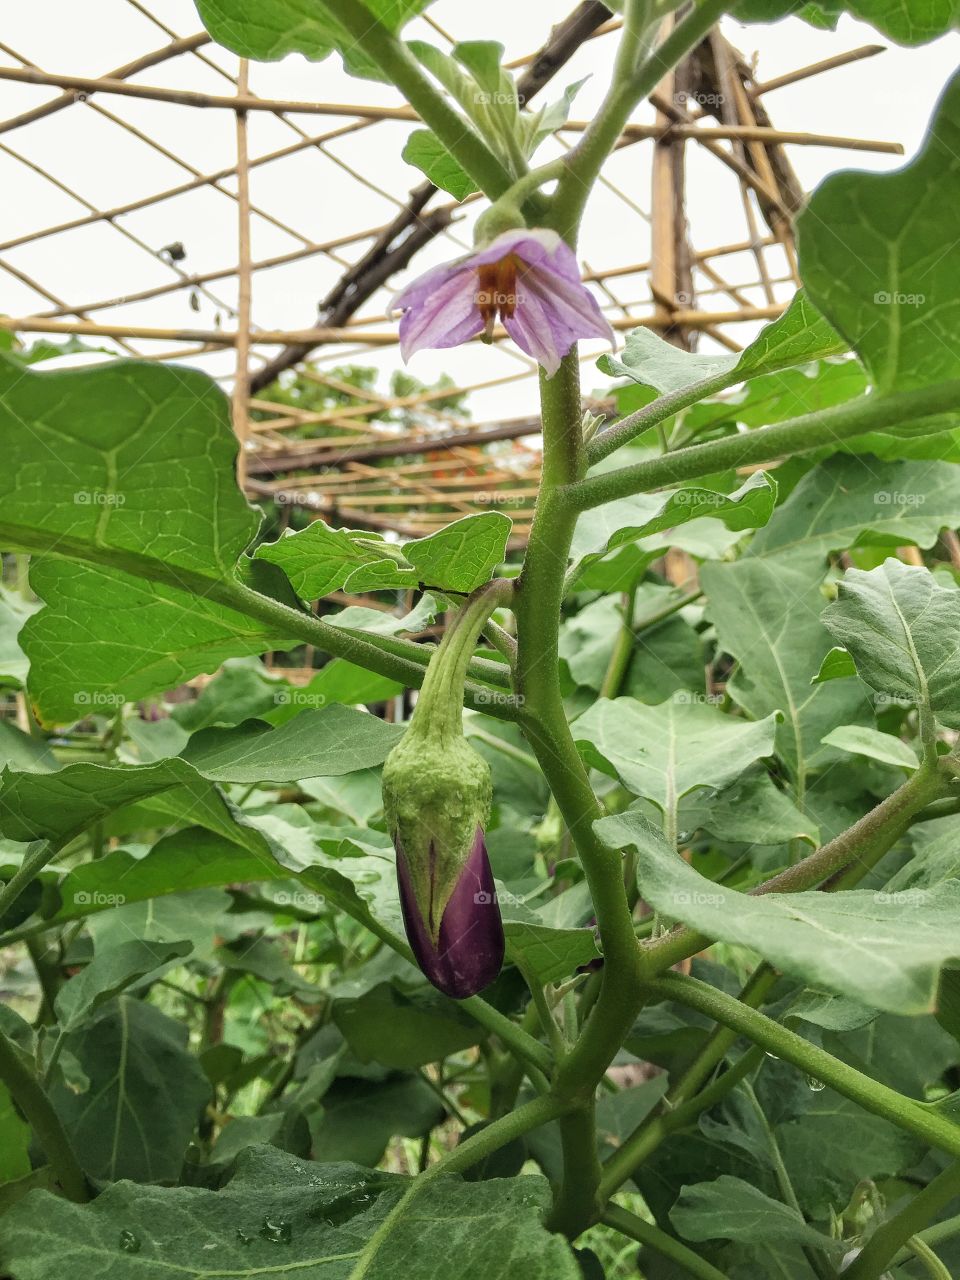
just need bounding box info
[601,1202,728,1280]
[648,972,960,1158]
[0,1029,89,1203]
[842,1160,960,1280]
[319,0,515,200]
[565,381,960,511]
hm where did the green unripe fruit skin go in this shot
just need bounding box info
[382,729,492,945]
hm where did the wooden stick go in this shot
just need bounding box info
[0,33,211,135]
[752,45,886,96]
[0,305,785,348]
[232,62,252,489]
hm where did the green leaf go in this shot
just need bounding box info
[54,939,193,1033]
[0,759,269,854]
[681,772,818,847]
[701,556,873,783]
[254,521,389,600]
[0,1082,30,1183]
[670,1175,837,1254]
[573,694,779,838]
[745,454,960,572]
[266,664,401,722]
[597,808,960,1014]
[799,71,960,391]
[402,129,477,199]
[179,708,405,782]
[0,585,38,686]
[820,724,919,771]
[195,0,432,80]
[735,0,959,44]
[812,647,858,684]
[502,916,600,985]
[0,1145,580,1278]
[823,559,960,728]
[310,1076,443,1166]
[332,982,482,1069]
[570,471,777,575]
[48,996,210,1182]
[405,512,511,593]
[0,356,293,724]
[601,292,845,395]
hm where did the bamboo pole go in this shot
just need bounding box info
[0,305,784,348]
[752,44,886,96]
[233,61,252,489]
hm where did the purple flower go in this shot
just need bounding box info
[396,826,505,999]
[391,227,615,376]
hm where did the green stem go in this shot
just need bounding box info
[842,1161,960,1280]
[319,0,514,199]
[599,587,638,700]
[601,1203,728,1280]
[0,1030,88,1202]
[550,0,729,241]
[0,840,62,920]
[599,1044,765,1200]
[742,1080,834,1280]
[566,381,960,511]
[648,972,960,1158]
[907,1236,953,1280]
[346,1093,567,1280]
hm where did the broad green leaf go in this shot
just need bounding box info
[341,557,418,593]
[671,1175,837,1254]
[405,512,511,593]
[0,759,269,855]
[0,721,59,773]
[888,815,960,893]
[601,292,844,397]
[821,724,919,771]
[48,996,210,1182]
[701,556,873,784]
[402,129,477,198]
[735,0,959,44]
[265,663,401,723]
[328,594,439,637]
[0,585,38,686]
[0,1082,30,1183]
[254,521,389,600]
[54,939,193,1033]
[569,471,777,574]
[0,1145,580,1279]
[179,707,405,782]
[823,560,960,728]
[310,1076,443,1166]
[332,982,482,1069]
[0,356,292,724]
[597,808,960,1014]
[746,454,960,571]
[172,657,279,732]
[33,829,286,932]
[812,647,858,684]
[502,914,600,985]
[195,0,432,79]
[799,71,960,391]
[573,694,779,837]
[680,772,818,847]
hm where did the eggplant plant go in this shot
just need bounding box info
[2,2,960,1278]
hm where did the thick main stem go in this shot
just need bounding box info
[515,357,644,1233]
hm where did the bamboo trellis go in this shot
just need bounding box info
[0,1,899,552]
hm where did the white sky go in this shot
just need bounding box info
[0,2,957,423]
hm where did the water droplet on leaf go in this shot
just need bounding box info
[805,1073,826,1092]
[236,1228,254,1247]
[119,1231,140,1254]
[260,1216,292,1244]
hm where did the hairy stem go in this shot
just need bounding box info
[601,1203,728,1280]
[649,973,960,1158]
[0,1029,89,1203]
[565,381,960,511]
[842,1160,960,1280]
